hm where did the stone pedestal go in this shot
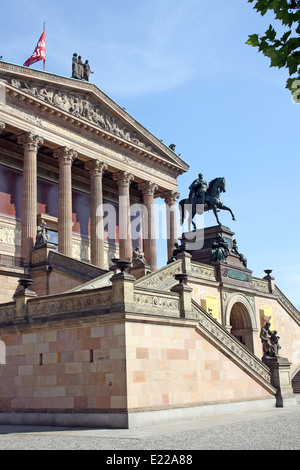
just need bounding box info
[263,356,296,407]
[30,243,57,296]
[171,280,193,319]
[181,225,253,288]
[110,270,136,313]
[13,279,37,318]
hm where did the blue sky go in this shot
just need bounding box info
[1,0,299,308]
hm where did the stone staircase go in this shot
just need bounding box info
[191,299,275,394]
[292,369,300,394]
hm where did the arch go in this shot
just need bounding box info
[224,294,257,353]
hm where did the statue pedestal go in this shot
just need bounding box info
[181,225,235,266]
[262,356,296,407]
[181,225,253,288]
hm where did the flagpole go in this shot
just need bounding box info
[43,22,45,72]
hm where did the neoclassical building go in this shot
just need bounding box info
[0,61,299,428]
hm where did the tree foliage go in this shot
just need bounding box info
[246,0,300,102]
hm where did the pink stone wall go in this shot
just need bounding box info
[0,322,127,411]
[125,321,273,411]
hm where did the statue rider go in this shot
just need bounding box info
[189,173,208,214]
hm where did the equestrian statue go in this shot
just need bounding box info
[179,174,236,231]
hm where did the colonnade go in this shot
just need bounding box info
[17,131,180,271]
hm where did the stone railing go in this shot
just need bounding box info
[48,251,107,281]
[27,287,112,321]
[190,262,216,282]
[192,300,275,394]
[274,285,300,326]
[0,302,16,326]
[252,277,270,294]
[134,287,180,316]
[134,260,182,290]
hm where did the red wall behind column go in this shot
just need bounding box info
[0,164,23,220]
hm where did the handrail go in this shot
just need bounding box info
[274,285,300,326]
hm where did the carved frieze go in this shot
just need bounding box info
[135,260,182,289]
[134,291,180,311]
[9,79,156,153]
[190,263,216,281]
[0,224,21,246]
[28,289,112,317]
[0,303,16,325]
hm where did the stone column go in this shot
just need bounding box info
[53,147,77,257]
[113,171,134,262]
[85,159,108,268]
[162,190,180,261]
[18,132,44,263]
[138,181,158,272]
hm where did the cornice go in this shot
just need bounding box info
[0,61,189,174]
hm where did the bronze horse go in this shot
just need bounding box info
[179,177,235,231]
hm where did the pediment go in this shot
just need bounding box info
[0,62,188,174]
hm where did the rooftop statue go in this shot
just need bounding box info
[72,53,94,81]
[179,174,236,231]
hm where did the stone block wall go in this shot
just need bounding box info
[0,320,127,413]
[125,318,273,412]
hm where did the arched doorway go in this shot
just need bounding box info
[230,301,254,353]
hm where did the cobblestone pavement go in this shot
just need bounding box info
[0,406,299,451]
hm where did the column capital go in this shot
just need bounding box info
[85,159,108,178]
[138,181,158,197]
[161,190,180,205]
[18,132,44,151]
[113,171,134,187]
[53,147,77,165]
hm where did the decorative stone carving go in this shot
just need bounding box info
[132,247,149,269]
[0,224,21,246]
[85,159,108,177]
[0,122,5,133]
[162,190,180,206]
[190,262,216,281]
[10,79,155,152]
[135,260,182,289]
[34,221,50,248]
[138,181,158,197]
[72,54,93,81]
[28,289,112,317]
[113,171,134,186]
[53,146,77,164]
[134,291,180,311]
[0,303,16,325]
[17,132,44,151]
[260,322,282,359]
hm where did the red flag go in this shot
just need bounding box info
[23,30,46,68]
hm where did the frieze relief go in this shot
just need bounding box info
[0,224,21,246]
[134,291,180,312]
[0,303,16,325]
[28,290,112,317]
[9,79,155,153]
[190,263,216,281]
[135,260,182,289]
